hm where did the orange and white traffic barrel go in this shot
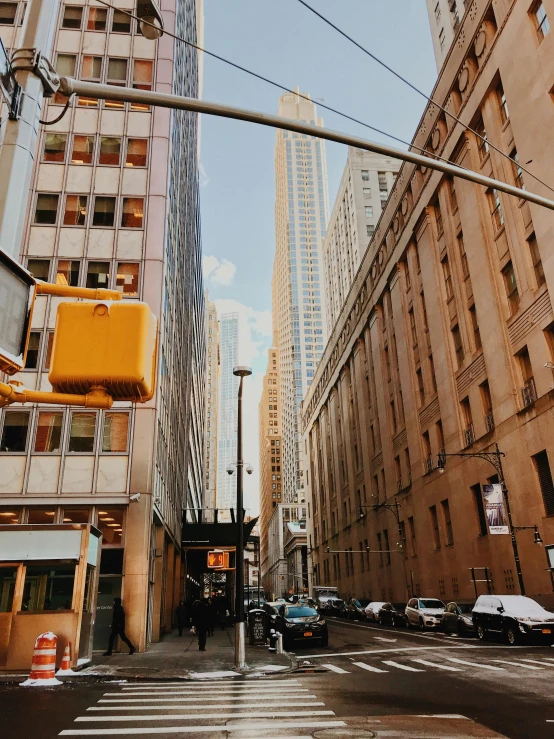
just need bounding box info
[56,641,75,676]
[20,632,62,687]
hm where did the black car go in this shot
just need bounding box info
[441,601,476,636]
[275,604,328,649]
[320,598,344,617]
[378,602,406,627]
[472,595,554,645]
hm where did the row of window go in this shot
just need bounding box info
[0,2,134,33]
[33,193,144,228]
[43,133,147,167]
[0,409,131,454]
[26,257,140,295]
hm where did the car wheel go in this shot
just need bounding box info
[505,625,519,646]
[477,625,487,641]
[418,618,425,632]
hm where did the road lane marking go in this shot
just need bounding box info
[122,680,301,687]
[60,720,348,735]
[417,714,469,719]
[326,617,450,642]
[321,663,350,673]
[120,685,303,692]
[103,688,310,697]
[373,637,397,642]
[382,660,423,672]
[444,657,505,670]
[411,659,462,671]
[519,658,553,666]
[88,702,326,711]
[491,660,543,670]
[301,644,477,659]
[352,661,388,673]
[99,695,319,703]
[76,710,336,722]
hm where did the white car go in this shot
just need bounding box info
[405,597,445,630]
[364,601,387,622]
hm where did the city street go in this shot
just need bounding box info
[1,618,553,739]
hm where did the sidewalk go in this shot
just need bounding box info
[76,626,295,680]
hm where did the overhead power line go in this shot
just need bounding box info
[295,0,554,195]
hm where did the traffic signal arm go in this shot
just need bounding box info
[0,381,113,409]
[35,281,122,301]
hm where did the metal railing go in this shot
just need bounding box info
[464,423,475,447]
[485,412,495,433]
[522,378,537,408]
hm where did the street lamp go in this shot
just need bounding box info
[437,443,543,595]
[232,365,252,669]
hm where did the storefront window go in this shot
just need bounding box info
[62,508,90,524]
[0,508,22,524]
[96,508,124,546]
[0,567,17,612]
[22,564,75,611]
[27,508,57,524]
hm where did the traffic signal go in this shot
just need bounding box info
[0,248,35,374]
[207,550,229,569]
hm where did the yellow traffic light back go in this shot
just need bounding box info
[49,301,157,402]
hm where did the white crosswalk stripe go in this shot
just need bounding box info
[492,660,543,670]
[59,679,346,738]
[352,661,388,673]
[411,659,462,671]
[381,660,423,672]
[321,663,350,673]
[443,657,505,671]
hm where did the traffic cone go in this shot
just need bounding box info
[56,641,75,676]
[20,632,62,687]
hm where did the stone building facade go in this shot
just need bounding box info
[425,0,468,69]
[303,0,554,607]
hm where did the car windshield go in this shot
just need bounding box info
[457,603,474,614]
[419,599,444,609]
[286,606,318,618]
[500,596,552,617]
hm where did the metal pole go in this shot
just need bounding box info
[0,0,60,260]
[495,444,526,595]
[58,78,554,213]
[235,373,245,669]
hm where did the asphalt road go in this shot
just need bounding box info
[1,617,553,738]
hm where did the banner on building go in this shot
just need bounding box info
[482,483,509,534]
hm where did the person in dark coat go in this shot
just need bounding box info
[191,599,208,651]
[103,597,136,655]
[176,600,188,636]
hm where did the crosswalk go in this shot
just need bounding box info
[319,654,554,677]
[58,678,346,737]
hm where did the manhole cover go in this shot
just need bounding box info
[313,731,376,739]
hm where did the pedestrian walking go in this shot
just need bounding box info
[176,600,188,636]
[103,597,136,656]
[191,599,208,651]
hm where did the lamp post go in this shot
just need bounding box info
[437,443,543,596]
[232,365,252,669]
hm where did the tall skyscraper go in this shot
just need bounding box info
[272,89,329,504]
[203,294,219,510]
[323,148,400,330]
[0,0,204,650]
[217,312,240,515]
[425,0,467,68]
[258,347,282,593]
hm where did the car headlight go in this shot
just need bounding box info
[285,623,296,628]
[319,620,326,626]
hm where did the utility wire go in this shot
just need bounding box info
[295,0,554,195]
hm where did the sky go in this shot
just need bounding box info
[199,0,438,515]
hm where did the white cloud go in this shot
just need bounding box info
[203,255,237,287]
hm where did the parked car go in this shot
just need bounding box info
[356,599,371,619]
[405,597,445,630]
[341,598,363,619]
[261,601,282,632]
[472,595,554,645]
[378,602,406,627]
[274,603,328,649]
[364,601,388,622]
[320,598,344,616]
[441,602,476,636]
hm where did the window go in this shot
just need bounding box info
[383,529,391,565]
[34,194,58,225]
[502,261,519,314]
[121,198,144,228]
[34,411,63,453]
[27,508,57,524]
[0,567,17,612]
[92,196,116,227]
[471,483,488,535]
[61,5,83,28]
[436,419,445,451]
[408,516,417,556]
[363,187,371,198]
[131,60,153,110]
[469,304,481,350]
[533,450,554,516]
[63,194,88,226]
[87,6,106,30]
[366,224,375,238]
[439,27,445,49]
[435,201,443,236]
[107,57,128,84]
[430,505,441,549]
[452,324,464,368]
[86,261,110,289]
[27,258,50,281]
[429,353,437,393]
[361,170,369,181]
[475,116,489,160]
[116,262,139,296]
[481,380,494,431]
[102,412,129,452]
[55,53,76,77]
[488,189,504,231]
[62,508,90,524]
[56,259,80,287]
[449,178,458,212]
[68,412,96,452]
[125,138,148,167]
[434,2,440,21]
[441,499,453,546]
[532,2,550,41]
[528,233,545,287]
[22,564,75,611]
[416,368,424,406]
[442,256,453,299]
[422,430,432,472]
[111,9,131,32]
[365,206,373,218]
[81,55,102,82]
[99,137,121,166]
[0,411,30,452]
[458,233,469,279]
[25,332,41,369]
[43,133,67,162]
[71,135,94,164]
[43,331,54,370]
[409,308,417,347]
[0,2,17,24]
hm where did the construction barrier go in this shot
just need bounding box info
[20,632,62,687]
[56,641,75,676]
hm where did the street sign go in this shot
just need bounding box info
[207,550,229,569]
[0,40,18,114]
[0,248,35,374]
